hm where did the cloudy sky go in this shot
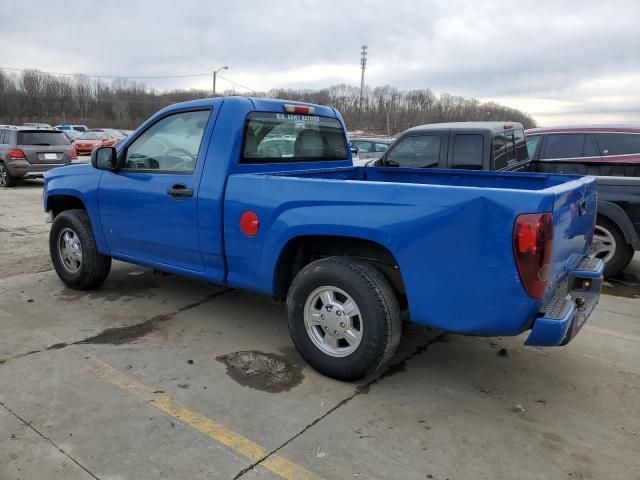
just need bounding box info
[1,0,639,125]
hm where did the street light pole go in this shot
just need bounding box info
[212,65,229,97]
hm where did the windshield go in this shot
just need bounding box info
[17,131,70,146]
[79,132,102,140]
[242,112,348,163]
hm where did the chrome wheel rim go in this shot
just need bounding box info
[303,286,363,357]
[0,164,7,187]
[57,227,83,273]
[590,225,616,263]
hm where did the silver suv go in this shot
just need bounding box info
[0,128,75,188]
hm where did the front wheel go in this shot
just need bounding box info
[286,257,402,381]
[590,216,634,278]
[50,209,112,290]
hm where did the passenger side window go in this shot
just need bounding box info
[525,135,541,159]
[124,110,210,172]
[594,133,640,156]
[352,141,371,153]
[0,130,6,144]
[514,129,527,161]
[493,133,507,169]
[452,134,484,169]
[386,135,441,168]
[374,143,389,153]
[540,134,587,160]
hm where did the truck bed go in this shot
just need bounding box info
[274,165,583,191]
[224,165,597,337]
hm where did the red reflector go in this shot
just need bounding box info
[283,104,315,115]
[71,147,78,159]
[240,211,259,237]
[513,213,553,299]
[7,149,26,160]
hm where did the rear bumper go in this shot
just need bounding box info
[525,257,604,346]
[5,160,70,177]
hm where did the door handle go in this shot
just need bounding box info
[167,184,193,198]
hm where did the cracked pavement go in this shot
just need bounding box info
[1,180,639,479]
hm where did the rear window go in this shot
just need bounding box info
[452,134,484,169]
[17,131,70,146]
[242,112,347,163]
[594,133,640,156]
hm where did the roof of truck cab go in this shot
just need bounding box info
[404,121,523,135]
[157,96,338,118]
[526,124,640,134]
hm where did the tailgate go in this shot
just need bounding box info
[547,176,597,293]
[22,145,71,164]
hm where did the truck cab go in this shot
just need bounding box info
[375,122,528,171]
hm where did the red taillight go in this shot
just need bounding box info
[284,104,315,115]
[240,211,259,237]
[7,149,26,160]
[513,212,553,299]
[71,147,78,159]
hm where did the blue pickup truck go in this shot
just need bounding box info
[43,97,604,381]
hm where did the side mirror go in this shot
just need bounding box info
[91,146,118,171]
[351,147,358,156]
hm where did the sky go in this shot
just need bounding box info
[1,0,639,126]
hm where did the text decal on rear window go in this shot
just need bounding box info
[242,112,348,164]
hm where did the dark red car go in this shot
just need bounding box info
[73,131,117,155]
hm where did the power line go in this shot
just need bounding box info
[216,74,255,93]
[1,65,257,94]
[0,65,209,80]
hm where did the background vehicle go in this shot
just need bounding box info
[525,125,640,276]
[0,128,75,187]
[55,124,89,132]
[374,122,639,277]
[43,97,602,381]
[373,122,527,170]
[22,122,52,129]
[73,131,117,155]
[63,130,84,143]
[350,137,392,166]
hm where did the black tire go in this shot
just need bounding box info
[0,162,17,188]
[286,256,402,381]
[593,216,634,278]
[50,209,112,290]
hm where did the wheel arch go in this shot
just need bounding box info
[47,194,87,217]
[273,234,406,304]
[597,200,640,250]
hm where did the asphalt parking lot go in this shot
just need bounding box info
[1,178,639,480]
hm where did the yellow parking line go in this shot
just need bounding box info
[92,362,316,480]
[585,325,640,342]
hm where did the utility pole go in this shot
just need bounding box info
[359,45,368,122]
[212,65,229,97]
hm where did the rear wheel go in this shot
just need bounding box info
[0,162,17,188]
[590,216,634,278]
[286,256,401,381]
[50,209,112,290]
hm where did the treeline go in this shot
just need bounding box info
[0,69,536,132]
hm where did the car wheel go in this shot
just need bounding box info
[0,162,17,188]
[50,209,112,290]
[590,215,634,278]
[287,256,402,381]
